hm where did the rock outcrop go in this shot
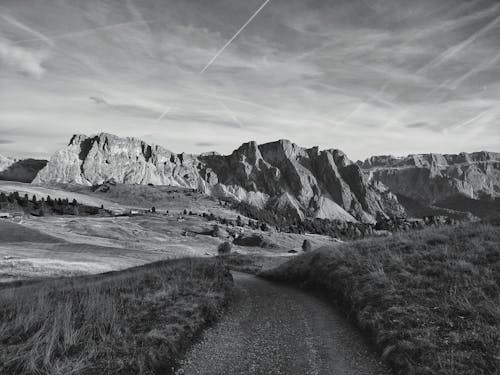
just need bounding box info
[0,154,47,183]
[359,152,500,202]
[34,133,405,222]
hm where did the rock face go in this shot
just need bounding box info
[0,154,47,183]
[359,152,500,202]
[34,133,405,222]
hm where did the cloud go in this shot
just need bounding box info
[1,14,54,46]
[0,0,499,160]
[0,37,48,78]
[196,142,217,147]
[0,139,14,145]
[89,96,161,118]
[405,122,429,129]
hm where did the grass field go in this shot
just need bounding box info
[0,258,233,375]
[0,220,62,243]
[262,223,500,375]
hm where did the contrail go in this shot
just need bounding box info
[448,50,500,90]
[1,14,54,46]
[337,82,389,124]
[218,100,244,128]
[12,19,155,44]
[369,11,500,130]
[199,0,272,74]
[416,13,500,75]
[327,2,499,126]
[157,106,172,121]
[423,49,500,96]
[452,109,490,130]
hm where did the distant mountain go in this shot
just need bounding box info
[0,154,47,183]
[358,152,500,218]
[33,133,405,223]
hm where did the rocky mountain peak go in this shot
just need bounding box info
[359,151,500,202]
[34,133,406,222]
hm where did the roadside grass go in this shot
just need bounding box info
[0,258,233,375]
[261,223,500,375]
[218,252,290,275]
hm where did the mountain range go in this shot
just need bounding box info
[359,152,500,202]
[2,133,499,221]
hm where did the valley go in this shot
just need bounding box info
[0,181,338,283]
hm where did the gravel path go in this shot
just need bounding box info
[176,272,390,375]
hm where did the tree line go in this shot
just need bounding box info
[0,191,103,216]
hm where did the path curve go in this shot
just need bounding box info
[176,272,390,375]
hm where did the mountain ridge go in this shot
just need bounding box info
[33,133,405,223]
[358,152,500,203]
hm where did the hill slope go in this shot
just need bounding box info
[0,154,47,183]
[262,223,500,375]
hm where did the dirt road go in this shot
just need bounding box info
[177,272,390,375]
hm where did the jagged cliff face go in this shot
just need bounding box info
[359,152,500,203]
[0,154,47,183]
[34,133,405,223]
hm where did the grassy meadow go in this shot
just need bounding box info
[261,223,500,375]
[0,258,233,375]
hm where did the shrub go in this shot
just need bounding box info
[218,241,232,254]
[302,239,312,252]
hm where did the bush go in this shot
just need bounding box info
[302,239,312,252]
[218,241,232,254]
[234,234,277,248]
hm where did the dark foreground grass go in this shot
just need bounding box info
[0,258,233,375]
[261,223,500,375]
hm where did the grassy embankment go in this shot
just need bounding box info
[217,252,290,274]
[0,258,233,375]
[262,223,500,375]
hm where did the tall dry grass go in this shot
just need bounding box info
[0,258,233,375]
[262,223,500,375]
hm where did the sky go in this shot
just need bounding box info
[0,0,499,160]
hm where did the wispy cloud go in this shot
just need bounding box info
[0,37,47,78]
[416,12,500,75]
[196,142,217,147]
[1,14,54,46]
[0,0,498,160]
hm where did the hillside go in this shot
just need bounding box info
[0,258,233,375]
[262,223,500,375]
[34,133,405,223]
[0,154,47,183]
